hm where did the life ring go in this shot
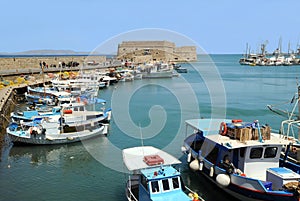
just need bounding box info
[220,122,227,136]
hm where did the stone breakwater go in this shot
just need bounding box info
[0,55,106,72]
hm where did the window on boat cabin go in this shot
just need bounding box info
[151,181,160,193]
[250,147,263,159]
[264,147,278,158]
[140,175,148,192]
[172,177,180,189]
[162,179,170,191]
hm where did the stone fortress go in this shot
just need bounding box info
[117,40,197,63]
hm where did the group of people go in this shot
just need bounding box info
[39,61,48,69]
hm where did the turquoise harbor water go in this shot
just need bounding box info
[1,54,300,201]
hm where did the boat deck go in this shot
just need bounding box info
[185,119,292,149]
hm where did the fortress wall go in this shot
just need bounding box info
[117,41,197,62]
[118,41,176,56]
[174,46,197,61]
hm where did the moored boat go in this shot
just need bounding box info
[176,67,188,73]
[7,107,111,145]
[122,146,205,201]
[182,118,300,201]
[11,100,111,124]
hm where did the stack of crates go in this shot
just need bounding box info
[226,120,271,142]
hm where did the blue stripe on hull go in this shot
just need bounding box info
[9,131,105,145]
[228,183,297,201]
[193,162,297,201]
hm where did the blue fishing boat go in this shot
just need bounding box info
[25,86,72,106]
[11,106,62,122]
[122,146,205,201]
[182,118,300,201]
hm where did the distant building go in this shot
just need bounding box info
[117,41,197,63]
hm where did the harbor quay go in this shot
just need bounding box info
[0,55,107,72]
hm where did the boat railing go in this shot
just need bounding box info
[127,175,138,201]
[280,119,300,143]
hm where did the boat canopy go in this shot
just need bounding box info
[122,146,181,171]
[185,118,231,136]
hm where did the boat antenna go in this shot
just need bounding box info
[139,123,146,158]
[139,123,144,147]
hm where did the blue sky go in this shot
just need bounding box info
[1,0,300,54]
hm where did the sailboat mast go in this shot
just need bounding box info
[245,43,248,58]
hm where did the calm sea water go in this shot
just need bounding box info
[1,54,300,201]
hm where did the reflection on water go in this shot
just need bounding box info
[0,136,126,201]
[8,142,81,166]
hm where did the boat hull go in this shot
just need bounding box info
[141,71,173,78]
[8,124,109,145]
[183,133,298,201]
[185,153,297,201]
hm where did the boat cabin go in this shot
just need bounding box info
[138,165,188,201]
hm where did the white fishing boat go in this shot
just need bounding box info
[141,63,174,78]
[7,106,111,145]
[122,146,205,201]
[182,118,300,201]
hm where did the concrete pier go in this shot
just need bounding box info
[0,55,106,71]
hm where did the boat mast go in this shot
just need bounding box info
[245,43,248,58]
[278,37,282,58]
[298,83,300,141]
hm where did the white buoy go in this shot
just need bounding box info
[199,161,203,171]
[216,174,230,187]
[189,159,200,170]
[209,166,214,177]
[187,152,192,163]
